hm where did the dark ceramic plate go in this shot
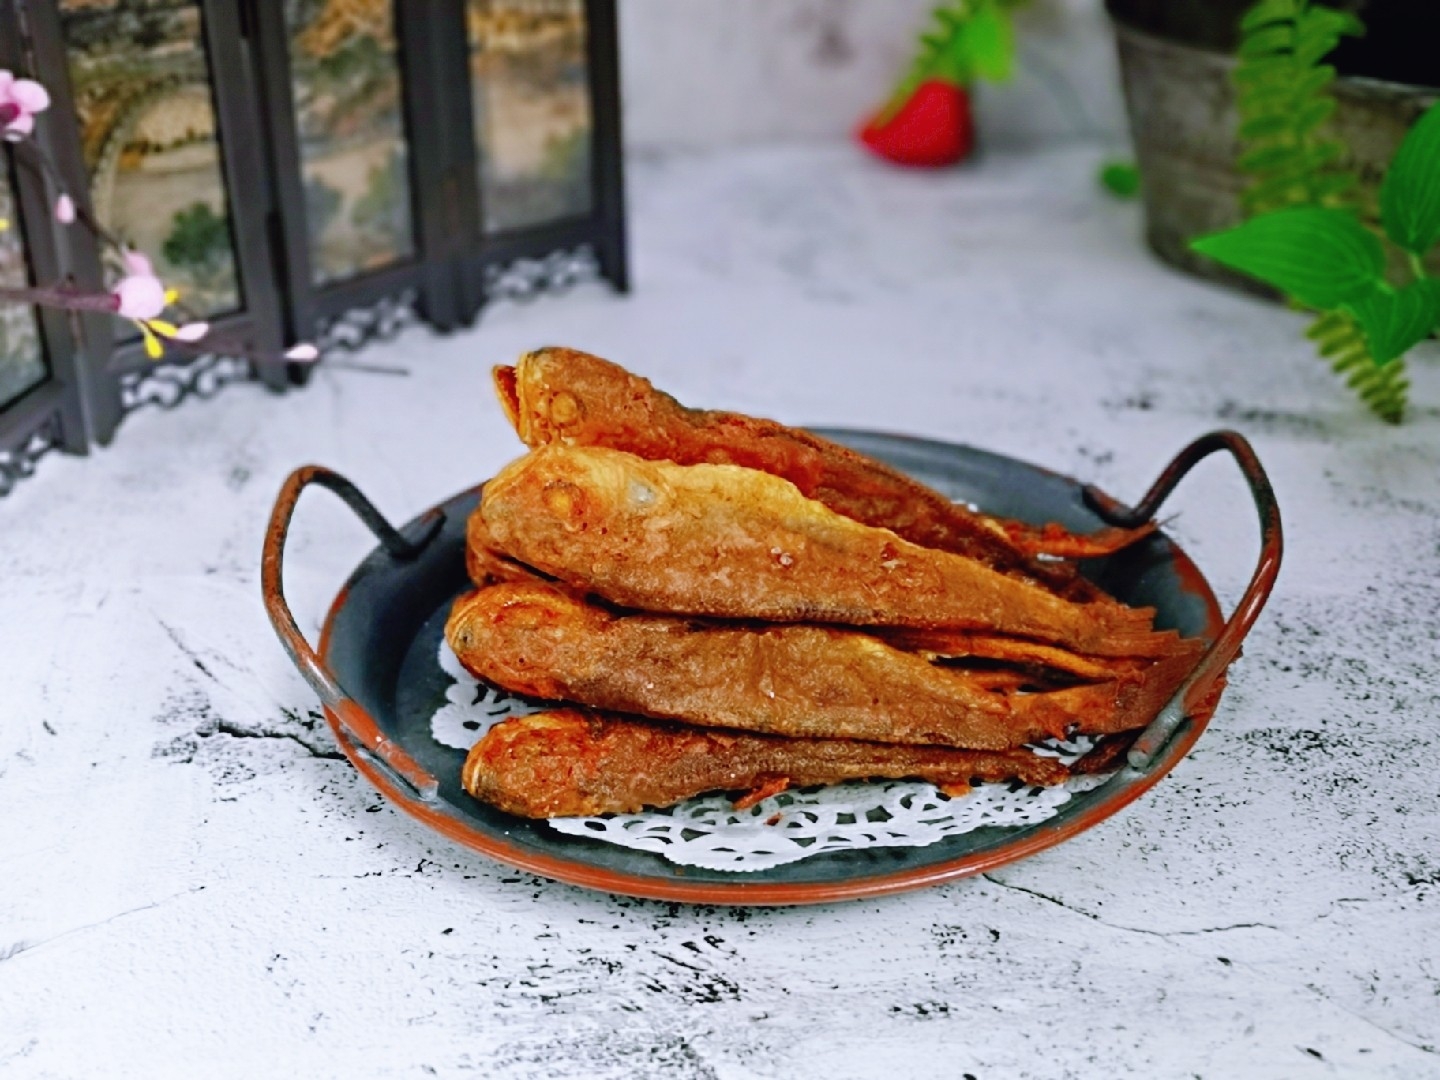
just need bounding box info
[263,430,1280,905]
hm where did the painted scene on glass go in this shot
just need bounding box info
[286,0,414,285]
[468,0,593,234]
[60,0,240,320]
[0,168,47,410]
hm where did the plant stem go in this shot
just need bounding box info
[1408,251,1427,282]
[0,283,118,314]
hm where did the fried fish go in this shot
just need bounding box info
[465,502,550,587]
[445,581,1095,748]
[494,347,1154,572]
[478,444,1171,657]
[462,709,1072,818]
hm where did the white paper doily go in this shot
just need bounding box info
[431,640,1110,872]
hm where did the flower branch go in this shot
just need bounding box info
[2,68,318,371]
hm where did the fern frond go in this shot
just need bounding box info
[1231,54,1300,85]
[1304,310,1408,421]
[1240,0,1304,31]
[1233,0,1362,212]
[1239,23,1297,57]
[1230,2,1412,420]
[1294,8,1365,64]
[1293,96,1337,129]
[1349,360,1408,424]
[1237,142,1340,176]
[1238,114,1293,140]
[1239,166,1355,216]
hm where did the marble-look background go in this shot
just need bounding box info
[619,0,1126,151]
[4,4,1440,1078]
[3,142,1439,1078]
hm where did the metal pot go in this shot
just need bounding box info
[1108,3,1439,295]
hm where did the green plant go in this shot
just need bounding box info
[1098,161,1140,199]
[1230,0,1362,215]
[1194,104,1440,423]
[1189,0,1439,422]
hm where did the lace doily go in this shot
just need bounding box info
[431,641,1110,872]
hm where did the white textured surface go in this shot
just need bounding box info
[3,142,1440,1078]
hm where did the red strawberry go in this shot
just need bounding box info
[857,79,974,168]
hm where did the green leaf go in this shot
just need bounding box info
[1304,310,1409,421]
[1232,57,1297,92]
[1291,64,1338,99]
[1238,23,1295,57]
[881,3,972,117]
[1239,114,1294,140]
[1308,170,1358,204]
[1232,55,1297,87]
[1241,169,1354,214]
[1240,140,1341,178]
[1343,279,1440,366]
[1189,207,1385,307]
[1293,7,1364,66]
[1240,0,1301,32]
[966,2,1015,83]
[1292,96,1337,133]
[1099,161,1140,198]
[1379,101,1440,256]
[1239,144,1305,174]
[1239,141,1338,174]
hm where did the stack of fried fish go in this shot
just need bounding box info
[447,349,1203,818]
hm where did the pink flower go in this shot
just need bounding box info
[110,261,178,358]
[173,321,210,342]
[54,194,75,224]
[112,272,167,320]
[122,250,154,278]
[0,70,50,138]
[284,343,320,362]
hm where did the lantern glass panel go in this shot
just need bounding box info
[59,0,242,322]
[467,0,593,234]
[286,0,415,285]
[0,165,47,411]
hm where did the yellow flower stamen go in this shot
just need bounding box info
[140,322,164,360]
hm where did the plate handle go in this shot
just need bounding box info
[262,465,445,801]
[1082,430,1283,770]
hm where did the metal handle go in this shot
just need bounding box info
[1082,430,1283,770]
[262,465,445,800]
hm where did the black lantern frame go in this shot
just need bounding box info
[0,0,88,495]
[0,0,626,493]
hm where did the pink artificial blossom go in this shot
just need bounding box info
[54,194,75,224]
[285,343,320,362]
[173,321,210,342]
[0,70,50,139]
[122,250,155,277]
[112,272,167,320]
